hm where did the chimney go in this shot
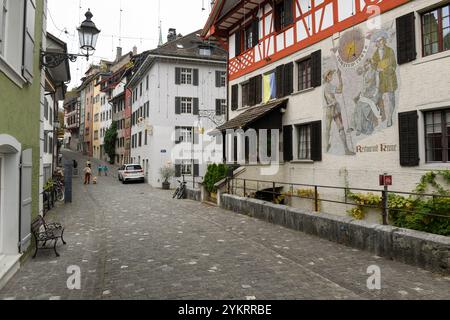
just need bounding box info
[115,47,123,62]
[167,28,177,42]
[133,46,138,56]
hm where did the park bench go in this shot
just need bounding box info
[31,215,66,258]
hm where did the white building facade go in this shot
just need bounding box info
[129,31,227,188]
[203,0,450,220]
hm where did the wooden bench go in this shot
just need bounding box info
[31,216,66,258]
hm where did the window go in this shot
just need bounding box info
[181,97,193,114]
[145,130,148,145]
[1,0,35,82]
[199,46,211,56]
[140,82,143,96]
[181,160,192,175]
[244,24,253,51]
[216,99,227,116]
[297,58,312,91]
[298,124,312,160]
[138,132,142,147]
[179,127,193,143]
[94,130,99,141]
[180,68,193,85]
[220,71,226,87]
[274,0,293,32]
[425,109,450,163]
[146,75,149,90]
[422,4,450,57]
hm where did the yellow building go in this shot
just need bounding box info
[92,74,102,160]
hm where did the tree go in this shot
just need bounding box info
[104,121,118,164]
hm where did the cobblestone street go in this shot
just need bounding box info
[1,151,449,300]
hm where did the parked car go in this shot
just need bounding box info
[118,164,145,184]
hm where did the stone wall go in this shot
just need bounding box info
[185,187,201,202]
[221,194,450,275]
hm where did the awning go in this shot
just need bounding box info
[217,98,288,131]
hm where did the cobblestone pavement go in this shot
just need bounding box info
[1,150,449,300]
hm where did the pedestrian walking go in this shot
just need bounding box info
[98,164,103,176]
[103,165,109,176]
[83,163,92,185]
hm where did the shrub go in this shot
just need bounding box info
[204,163,228,193]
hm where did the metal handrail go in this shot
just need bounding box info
[228,178,450,224]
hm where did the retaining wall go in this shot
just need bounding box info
[220,194,450,275]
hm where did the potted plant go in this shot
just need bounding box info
[159,166,175,190]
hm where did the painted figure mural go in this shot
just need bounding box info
[323,24,399,156]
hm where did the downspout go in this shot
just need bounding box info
[18,154,22,254]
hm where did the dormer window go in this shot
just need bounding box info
[199,46,212,56]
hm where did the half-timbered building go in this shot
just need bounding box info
[203,0,450,219]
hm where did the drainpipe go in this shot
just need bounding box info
[18,154,22,254]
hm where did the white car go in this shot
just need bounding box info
[118,164,145,184]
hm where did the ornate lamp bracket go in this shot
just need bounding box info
[40,51,89,69]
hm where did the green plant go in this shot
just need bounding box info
[159,166,175,183]
[346,191,383,219]
[203,163,228,194]
[44,179,55,192]
[104,122,118,164]
[346,170,450,236]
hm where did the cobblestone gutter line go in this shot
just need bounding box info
[221,194,450,275]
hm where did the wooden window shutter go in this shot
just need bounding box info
[193,69,199,86]
[175,97,181,114]
[22,0,36,83]
[215,71,221,87]
[283,62,293,96]
[252,19,259,47]
[311,50,322,87]
[175,126,181,144]
[283,126,293,162]
[248,76,256,106]
[274,2,281,31]
[396,12,417,65]
[276,64,285,98]
[231,84,239,110]
[175,164,181,177]
[194,162,200,177]
[216,99,222,116]
[175,68,181,84]
[398,111,419,166]
[193,127,200,145]
[311,121,322,161]
[255,74,262,104]
[193,98,199,115]
[235,31,242,56]
[284,0,294,25]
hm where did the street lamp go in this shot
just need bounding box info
[41,9,101,68]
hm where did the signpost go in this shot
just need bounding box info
[64,159,73,204]
[379,173,392,225]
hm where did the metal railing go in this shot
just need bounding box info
[182,175,204,190]
[227,178,450,225]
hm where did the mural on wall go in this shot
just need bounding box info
[323,23,399,156]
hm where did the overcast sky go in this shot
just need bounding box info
[47,0,214,89]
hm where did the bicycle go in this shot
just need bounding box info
[53,178,65,202]
[173,180,187,199]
